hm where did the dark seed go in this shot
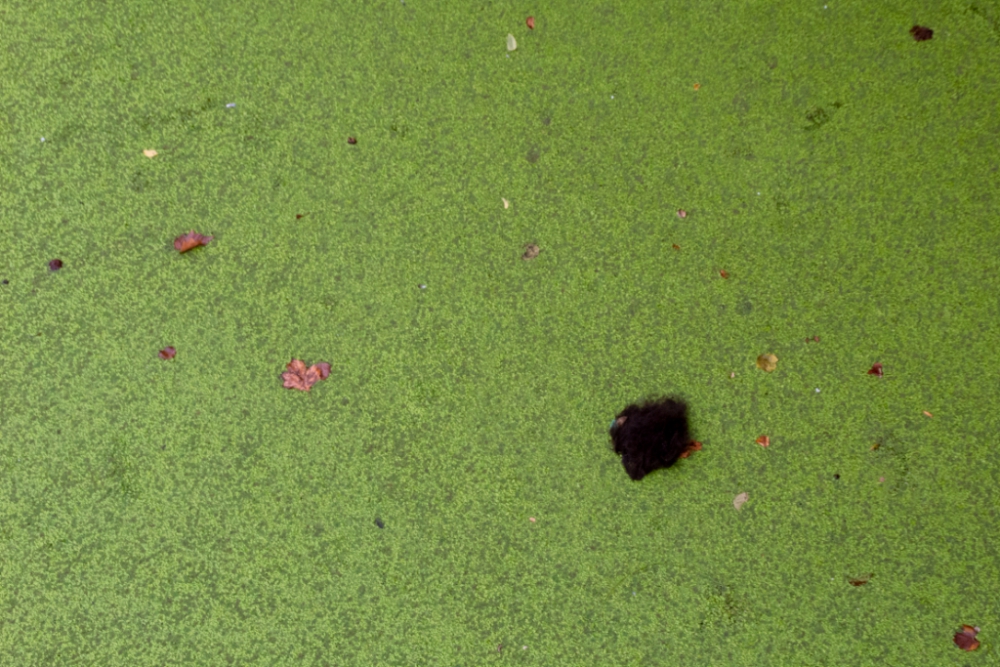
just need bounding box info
[909,25,933,41]
[347,137,357,145]
[48,259,63,271]
[833,474,840,480]
[375,518,385,529]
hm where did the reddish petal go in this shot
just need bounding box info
[174,231,213,253]
[315,362,331,380]
[954,628,980,651]
[867,362,883,377]
[756,435,770,448]
[158,346,176,360]
[526,16,535,29]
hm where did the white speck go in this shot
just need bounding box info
[419,284,427,289]
[522,646,527,650]
[611,95,615,99]
[757,191,761,195]
[40,137,45,142]
[226,102,236,108]
[815,388,821,393]
[632,591,636,595]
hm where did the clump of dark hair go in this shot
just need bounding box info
[610,396,695,481]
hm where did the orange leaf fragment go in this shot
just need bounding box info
[679,441,702,459]
[174,231,213,253]
[693,83,701,90]
[281,359,331,391]
[672,243,681,250]
[756,435,770,448]
[953,625,980,651]
[923,410,933,417]
[719,270,729,279]
[867,362,883,377]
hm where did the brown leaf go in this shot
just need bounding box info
[733,492,749,510]
[174,231,213,253]
[756,353,778,372]
[672,244,681,250]
[282,359,319,391]
[848,573,873,586]
[693,83,701,90]
[522,243,540,260]
[719,270,729,279]
[910,25,933,42]
[756,435,770,448]
[953,625,980,651]
[870,443,881,451]
[679,441,702,459]
[314,362,331,380]
[867,362,883,377]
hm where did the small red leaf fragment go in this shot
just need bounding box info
[158,346,176,360]
[672,243,681,250]
[529,516,536,522]
[953,625,980,651]
[693,83,701,90]
[756,435,770,448]
[282,359,331,391]
[679,441,702,459]
[923,410,933,417]
[813,336,820,342]
[867,362,883,377]
[347,136,357,144]
[719,270,729,279]
[174,231,213,253]
[314,362,331,380]
[526,16,535,29]
[677,209,687,218]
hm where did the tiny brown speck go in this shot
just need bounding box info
[910,25,933,41]
[347,137,357,144]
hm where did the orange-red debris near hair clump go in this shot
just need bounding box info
[953,625,980,651]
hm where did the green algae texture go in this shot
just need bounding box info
[1,0,999,665]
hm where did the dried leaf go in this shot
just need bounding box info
[507,33,517,51]
[719,270,729,279]
[679,441,702,459]
[314,362,331,380]
[910,25,933,42]
[733,492,749,510]
[522,243,540,260]
[870,443,881,451]
[502,197,510,209]
[677,209,687,218]
[756,353,778,372]
[693,83,701,90]
[867,362,883,377]
[848,573,873,586]
[756,435,770,448]
[347,136,357,144]
[953,625,980,651]
[526,16,535,30]
[923,410,933,418]
[143,149,158,158]
[672,244,681,250]
[158,346,176,360]
[174,231,213,253]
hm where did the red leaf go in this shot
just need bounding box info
[526,16,535,29]
[282,359,331,391]
[313,362,331,380]
[174,231,213,253]
[953,625,980,651]
[756,435,770,448]
[158,346,176,360]
[719,270,729,279]
[679,441,702,459]
[867,362,883,377]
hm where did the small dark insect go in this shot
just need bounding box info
[158,346,177,360]
[910,25,933,41]
[347,137,357,144]
[833,474,840,480]
[954,625,980,651]
[375,518,385,529]
[848,573,872,586]
[867,362,883,377]
[48,259,64,271]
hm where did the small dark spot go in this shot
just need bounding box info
[48,259,63,271]
[347,137,357,145]
[341,398,350,406]
[1,279,7,285]
[296,213,307,219]
[833,474,840,480]
[375,518,385,529]
[526,148,540,163]
[542,117,551,126]
[910,25,933,41]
